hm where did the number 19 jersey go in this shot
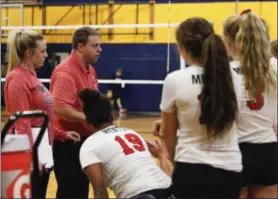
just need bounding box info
[230,58,277,143]
[79,125,171,198]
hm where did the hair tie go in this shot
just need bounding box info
[204,32,213,39]
[240,9,252,16]
[17,29,24,37]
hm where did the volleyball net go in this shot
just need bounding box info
[0,21,184,85]
[0,3,185,86]
[0,9,183,113]
[0,1,243,112]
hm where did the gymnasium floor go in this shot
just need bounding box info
[1,111,160,198]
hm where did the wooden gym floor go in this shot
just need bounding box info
[1,111,160,198]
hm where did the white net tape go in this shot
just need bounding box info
[1,0,182,85]
[1,21,184,85]
[0,0,190,85]
[1,23,180,31]
[1,78,163,85]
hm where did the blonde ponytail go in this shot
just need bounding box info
[6,29,44,75]
[236,12,275,97]
[7,30,21,74]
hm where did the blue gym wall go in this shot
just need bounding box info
[1,43,180,112]
[96,43,180,112]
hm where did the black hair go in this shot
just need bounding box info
[79,89,113,128]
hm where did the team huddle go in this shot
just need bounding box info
[79,11,277,199]
[3,7,277,199]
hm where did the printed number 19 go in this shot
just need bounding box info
[115,133,146,155]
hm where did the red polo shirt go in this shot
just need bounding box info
[50,51,99,141]
[4,66,55,145]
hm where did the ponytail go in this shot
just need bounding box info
[236,12,275,97]
[7,30,21,74]
[6,29,44,75]
[200,34,238,139]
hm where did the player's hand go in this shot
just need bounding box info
[66,131,81,143]
[152,119,162,137]
[147,140,169,159]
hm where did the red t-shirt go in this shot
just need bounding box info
[4,66,56,145]
[50,51,99,141]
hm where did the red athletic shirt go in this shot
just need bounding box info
[4,66,57,145]
[50,51,99,141]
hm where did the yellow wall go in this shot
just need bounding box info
[1,2,277,44]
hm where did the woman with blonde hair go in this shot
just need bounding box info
[223,10,277,199]
[4,29,80,198]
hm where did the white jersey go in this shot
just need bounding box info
[79,126,171,198]
[160,65,242,172]
[230,58,277,143]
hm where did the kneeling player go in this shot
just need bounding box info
[79,89,172,199]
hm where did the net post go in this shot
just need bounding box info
[166,0,171,73]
